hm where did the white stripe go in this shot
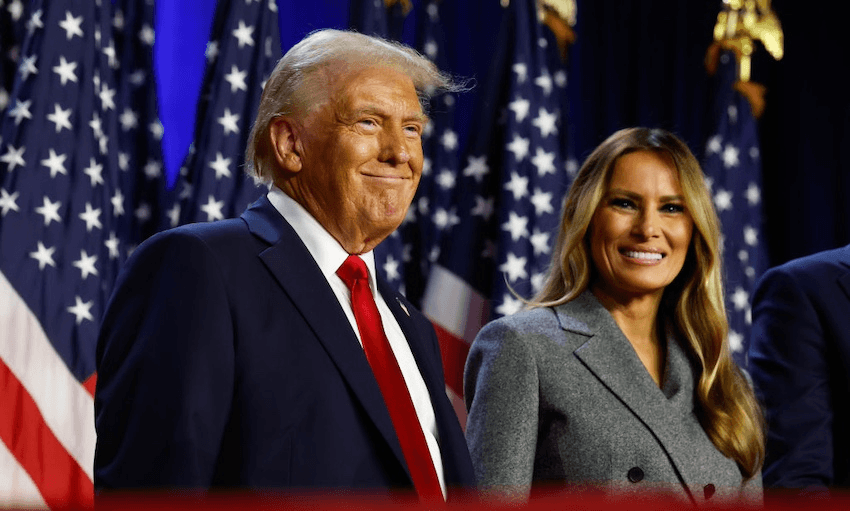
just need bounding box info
[0,271,95,481]
[421,264,489,342]
[0,438,47,509]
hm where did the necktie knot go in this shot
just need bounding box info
[337,255,368,289]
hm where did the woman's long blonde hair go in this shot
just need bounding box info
[531,127,764,479]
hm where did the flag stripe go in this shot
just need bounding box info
[0,357,92,509]
[432,322,469,401]
[0,272,95,481]
[422,264,488,342]
[0,436,46,509]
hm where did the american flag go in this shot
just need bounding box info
[169,0,280,227]
[701,50,768,369]
[420,0,574,418]
[0,0,161,506]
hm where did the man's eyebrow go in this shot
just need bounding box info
[351,106,428,123]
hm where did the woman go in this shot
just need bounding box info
[464,127,764,505]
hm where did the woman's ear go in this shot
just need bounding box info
[269,116,302,173]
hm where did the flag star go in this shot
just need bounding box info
[232,20,255,48]
[118,152,129,171]
[102,42,118,68]
[532,108,558,137]
[0,188,20,215]
[471,195,494,220]
[530,188,554,216]
[731,287,750,311]
[508,97,531,122]
[495,293,524,317]
[113,10,125,30]
[506,135,530,161]
[26,9,44,32]
[83,158,104,186]
[218,108,240,135]
[89,113,104,138]
[111,189,125,216]
[531,272,547,292]
[423,39,438,59]
[706,135,722,155]
[129,69,146,86]
[209,152,232,179]
[143,160,162,179]
[30,241,57,270]
[1,144,26,170]
[746,183,761,205]
[73,250,99,280]
[8,98,33,125]
[149,119,164,140]
[34,196,62,226]
[224,65,248,93]
[417,196,430,215]
[119,108,139,130]
[566,158,579,176]
[421,156,432,176]
[554,70,567,88]
[167,204,181,227]
[531,147,556,176]
[67,296,95,325]
[436,169,455,190]
[534,72,553,96]
[8,1,23,22]
[79,202,103,231]
[728,330,744,353]
[530,228,551,256]
[383,255,401,282]
[512,63,528,83]
[463,155,489,182]
[500,252,528,282]
[205,40,219,62]
[18,55,37,80]
[744,225,759,246]
[59,11,84,40]
[46,103,73,132]
[433,208,459,230]
[104,232,121,259]
[52,56,78,85]
[504,172,529,201]
[721,143,739,168]
[440,129,458,152]
[139,24,155,46]
[727,104,738,124]
[97,133,110,155]
[200,195,225,221]
[704,176,714,192]
[749,146,760,160]
[135,203,152,222]
[714,189,733,211]
[0,89,7,111]
[502,211,529,241]
[738,249,750,263]
[99,83,116,110]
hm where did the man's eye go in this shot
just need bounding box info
[404,125,422,136]
[358,119,378,128]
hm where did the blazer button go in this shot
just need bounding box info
[704,484,716,499]
[627,467,644,483]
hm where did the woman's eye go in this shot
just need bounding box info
[610,198,636,209]
[661,203,685,213]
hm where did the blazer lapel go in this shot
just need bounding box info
[565,292,705,496]
[241,198,409,477]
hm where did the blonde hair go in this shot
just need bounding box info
[532,127,764,479]
[245,29,461,184]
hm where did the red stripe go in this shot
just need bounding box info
[0,357,94,509]
[431,322,469,399]
[82,373,97,398]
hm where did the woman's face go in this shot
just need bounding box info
[589,150,694,303]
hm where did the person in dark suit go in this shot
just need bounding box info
[464,128,765,505]
[749,245,850,490]
[94,29,474,501]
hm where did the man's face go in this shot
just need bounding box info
[281,66,426,254]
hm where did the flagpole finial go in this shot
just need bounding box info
[537,0,577,60]
[385,0,413,16]
[707,0,783,82]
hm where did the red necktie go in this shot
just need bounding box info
[337,255,443,501]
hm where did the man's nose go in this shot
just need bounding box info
[379,127,411,164]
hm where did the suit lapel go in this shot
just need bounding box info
[241,198,409,477]
[565,292,704,495]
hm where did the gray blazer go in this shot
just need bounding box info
[464,291,762,505]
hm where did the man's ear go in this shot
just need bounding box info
[269,116,303,173]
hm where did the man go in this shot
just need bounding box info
[749,244,850,490]
[94,29,475,500]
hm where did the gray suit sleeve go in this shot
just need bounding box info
[464,319,539,498]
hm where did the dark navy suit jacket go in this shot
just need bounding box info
[749,244,850,489]
[94,196,475,495]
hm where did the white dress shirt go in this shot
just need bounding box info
[267,187,445,497]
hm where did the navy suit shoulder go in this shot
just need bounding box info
[749,244,850,489]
